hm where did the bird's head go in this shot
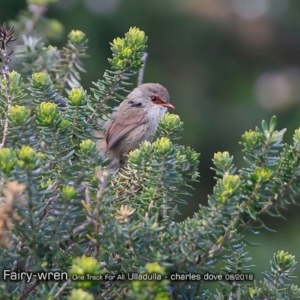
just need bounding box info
[128,83,174,110]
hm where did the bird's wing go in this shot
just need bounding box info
[106,107,148,151]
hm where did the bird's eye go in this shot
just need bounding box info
[151,96,157,102]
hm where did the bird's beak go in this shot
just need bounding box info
[161,102,175,109]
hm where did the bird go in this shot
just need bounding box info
[97,83,174,169]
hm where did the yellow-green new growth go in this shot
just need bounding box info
[145,262,165,275]
[293,128,300,147]
[275,250,295,270]
[58,119,71,130]
[47,19,64,39]
[27,0,57,4]
[68,30,86,44]
[213,151,233,169]
[216,174,241,203]
[0,148,17,174]
[131,262,170,300]
[125,27,147,51]
[161,113,182,128]
[79,140,96,155]
[111,27,147,54]
[61,185,77,201]
[32,72,51,89]
[110,27,147,70]
[69,256,102,289]
[69,88,86,106]
[128,141,152,165]
[155,137,172,155]
[3,71,23,88]
[251,168,272,183]
[128,148,142,165]
[36,102,60,126]
[242,130,261,148]
[18,146,37,169]
[9,106,30,126]
[222,174,241,192]
[121,47,133,58]
[67,289,94,300]
[157,113,183,139]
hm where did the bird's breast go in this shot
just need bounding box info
[147,105,167,127]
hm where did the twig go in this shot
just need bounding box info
[63,242,75,257]
[19,279,39,300]
[137,52,148,86]
[72,218,94,234]
[88,72,124,122]
[84,239,98,255]
[25,4,48,37]
[85,186,92,206]
[20,255,33,297]
[54,279,70,299]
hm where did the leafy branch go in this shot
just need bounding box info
[0,17,300,300]
[0,24,17,148]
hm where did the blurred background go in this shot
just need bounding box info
[1,0,300,283]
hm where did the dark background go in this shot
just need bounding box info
[2,0,300,282]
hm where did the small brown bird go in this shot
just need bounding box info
[99,83,174,169]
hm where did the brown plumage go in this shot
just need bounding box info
[97,83,174,169]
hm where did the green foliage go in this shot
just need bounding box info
[90,26,148,128]
[247,251,300,299]
[9,0,62,42]
[16,30,88,97]
[129,262,170,300]
[1,5,300,300]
